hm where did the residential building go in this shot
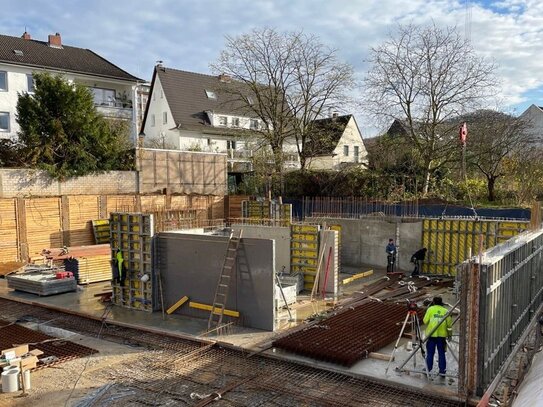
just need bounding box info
[304,114,368,170]
[519,104,543,144]
[140,64,299,172]
[0,32,141,142]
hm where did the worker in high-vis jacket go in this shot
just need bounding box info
[423,296,452,377]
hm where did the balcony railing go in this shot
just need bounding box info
[95,102,133,120]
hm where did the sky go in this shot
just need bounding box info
[3,0,543,136]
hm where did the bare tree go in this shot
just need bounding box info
[363,24,497,195]
[211,28,354,176]
[464,110,533,201]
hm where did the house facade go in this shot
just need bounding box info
[141,65,300,172]
[0,32,141,142]
[305,114,368,170]
[519,104,543,144]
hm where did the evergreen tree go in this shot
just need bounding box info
[16,72,132,179]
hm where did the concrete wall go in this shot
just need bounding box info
[156,232,276,331]
[0,169,137,198]
[231,224,291,273]
[312,217,423,271]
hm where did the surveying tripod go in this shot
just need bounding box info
[385,301,430,380]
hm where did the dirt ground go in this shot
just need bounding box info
[0,333,144,407]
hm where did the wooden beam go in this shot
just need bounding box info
[341,270,373,285]
[166,295,189,315]
[189,301,239,318]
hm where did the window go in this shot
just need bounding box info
[207,138,212,146]
[227,140,237,150]
[354,146,359,163]
[205,89,217,99]
[343,145,349,156]
[218,116,227,126]
[160,89,164,98]
[250,119,259,130]
[13,50,23,56]
[247,96,254,105]
[231,117,240,127]
[0,112,9,132]
[151,114,156,127]
[163,112,168,124]
[0,71,7,91]
[153,91,156,101]
[89,87,115,106]
[26,74,34,93]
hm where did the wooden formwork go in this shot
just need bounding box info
[0,194,226,264]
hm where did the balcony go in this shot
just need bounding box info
[94,99,133,120]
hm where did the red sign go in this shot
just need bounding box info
[459,122,467,145]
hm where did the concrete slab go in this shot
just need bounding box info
[0,273,460,398]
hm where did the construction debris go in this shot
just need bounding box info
[0,319,97,370]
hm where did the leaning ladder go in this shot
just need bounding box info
[207,229,243,332]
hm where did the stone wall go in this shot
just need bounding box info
[0,169,136,198]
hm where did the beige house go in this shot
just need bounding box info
[305,114,368,170]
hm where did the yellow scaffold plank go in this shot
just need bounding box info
[189,301,240,318]
[341,270,374,285]
[166,295,189,314]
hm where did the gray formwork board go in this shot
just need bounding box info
[156,232,276,331]
[231,224,291,274]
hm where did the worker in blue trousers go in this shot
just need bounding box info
[385,238,397,273]
[423,296,452,377]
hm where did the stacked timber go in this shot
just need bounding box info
[64,255,111,284]
[42,244,111,285]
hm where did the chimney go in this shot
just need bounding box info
[48,32,62,48]
[218,73,231,83]
[21,31,31,40]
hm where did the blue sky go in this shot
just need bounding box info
[4,0,542,136]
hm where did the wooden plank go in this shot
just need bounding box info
[0,199,18,262]
[166,295,189,314]
[189,301,239,318]
[341,270,374,285]
[368,352,394,361]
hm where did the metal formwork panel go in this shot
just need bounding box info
[110,212,156,312]
[422,218,529,275]
[472,231,543,395]
[291,224,320,290]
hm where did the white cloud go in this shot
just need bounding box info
[3,0,543,134]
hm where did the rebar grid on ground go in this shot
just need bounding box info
[0,298,461,406]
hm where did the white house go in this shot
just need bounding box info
[305,114,368,170]
[141,64,300,173]
[141,65,370,173]
[0,32,142,142]
[519,104,543,144]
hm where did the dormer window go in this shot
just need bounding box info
[218,116,227,126]
[231,118,240,127]
[250,119,259,130]
[247,96,254,105]
[13,50,23,56]
[205,90,217,99]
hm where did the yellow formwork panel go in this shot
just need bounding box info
[422,218,528,275]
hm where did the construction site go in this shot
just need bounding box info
[0,150,542,407]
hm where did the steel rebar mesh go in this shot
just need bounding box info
[0,298,461,406]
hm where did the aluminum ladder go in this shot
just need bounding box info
[207,229,242,332]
